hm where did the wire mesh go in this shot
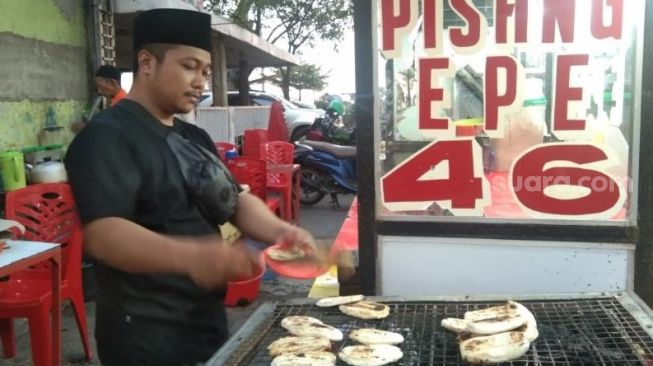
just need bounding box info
[223,297,653,365]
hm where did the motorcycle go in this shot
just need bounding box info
[306,108,356,146]
[294,140,357,208]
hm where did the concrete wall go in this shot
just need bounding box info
[0,0,89,151]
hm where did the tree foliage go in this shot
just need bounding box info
[399,67,416,107]
[265,0,352,98]
[204,0,353,98]
[204,0,266,34]
[314,93,331,110]
[274,64,327,100]
[263,0,352,54]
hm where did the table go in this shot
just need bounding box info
[0,240,61,366]
[267,164,301,224]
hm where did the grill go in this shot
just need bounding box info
[207,292,653,366]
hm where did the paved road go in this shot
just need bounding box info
[299,193,354,239]
[4,194,356,365]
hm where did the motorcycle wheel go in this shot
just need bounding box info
[300,166,326,205]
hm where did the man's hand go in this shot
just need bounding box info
[186,240,259,290]
[275,226,315,250]
[275,226,329,264]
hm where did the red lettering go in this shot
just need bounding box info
[449,0,482,47]
[423,0,441,49]
[591,0,623,39]
[553,54,588,131]
[382,140,483,209]
[495,0,528,44]
[419,58,450,130]
[484,56,518,131]
[542,0,576,43]
[512,144,622,216]
[381,0,414,53]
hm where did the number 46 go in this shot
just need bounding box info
[381,139,625,219]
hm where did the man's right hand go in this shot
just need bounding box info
[82,218,260,290]
[186,241,258,290]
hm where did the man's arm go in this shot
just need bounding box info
[231,193,320,254]
[231,193,292,243]
[84,217,255,289]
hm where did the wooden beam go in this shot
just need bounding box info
[211,37,228,107]
[238,54,250,105]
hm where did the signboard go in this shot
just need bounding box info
[377,0,641,222]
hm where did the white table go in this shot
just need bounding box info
[0,240,62,366]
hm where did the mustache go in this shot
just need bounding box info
[183,92,201,98]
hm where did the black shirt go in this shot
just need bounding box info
[65,99,228,365]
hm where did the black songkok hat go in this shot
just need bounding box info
[133,8,212,52]
[95,65,121,82]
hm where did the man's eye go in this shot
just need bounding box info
[182,63,195,70]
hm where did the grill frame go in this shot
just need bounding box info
[206,291,653,365]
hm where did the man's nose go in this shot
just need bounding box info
[191,71,206,88]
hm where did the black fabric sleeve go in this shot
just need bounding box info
[64,123,141,224]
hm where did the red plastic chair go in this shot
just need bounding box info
[267,101,289,142]
[0,183,92,365]
[226,157,281,216]
[214,142,237,161]
[242,129,269,157]
[260,141,296,222]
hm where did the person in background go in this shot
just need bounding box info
[64,8,322,366]
[71,65,127,133]
[94,64,128,106]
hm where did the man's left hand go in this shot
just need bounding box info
[274,226,328,263]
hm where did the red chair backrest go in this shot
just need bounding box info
[242,129,269,157]
[260,141,295,165]
[226,157,268,201]
[214,142,237,161]
[4,183,83,282]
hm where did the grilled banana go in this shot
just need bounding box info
[460,331,530,364]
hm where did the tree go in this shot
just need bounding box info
[205,0,353,99]
[315,93,331,110]
[204,0,265,35]
[265,0,352,99]
[274,64,327,100]
[399,67,416,107]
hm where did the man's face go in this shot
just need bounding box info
[147,46,211,114]
[95,77,116,98]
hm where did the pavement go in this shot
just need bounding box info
[2,194,354,366]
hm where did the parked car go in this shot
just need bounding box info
[198,91,325,141]
[291,100,317,109]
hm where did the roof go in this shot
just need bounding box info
[112,0,299,69]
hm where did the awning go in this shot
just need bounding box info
[112,0,299,70]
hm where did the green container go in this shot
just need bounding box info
[22,144,64,165]
[0,151,26,191]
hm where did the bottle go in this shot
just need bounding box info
[224,148,238,169]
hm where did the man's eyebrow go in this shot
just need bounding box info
[181,57,211,67]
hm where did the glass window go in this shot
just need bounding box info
[251,97,274,106]
[375,0,643,224]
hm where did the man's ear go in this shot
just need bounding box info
[137,49,155,74]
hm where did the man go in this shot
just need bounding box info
[94,64,128,106]
[71,65,127,133]
[65,9,319,366]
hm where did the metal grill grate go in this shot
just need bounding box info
[220,296,653,365]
